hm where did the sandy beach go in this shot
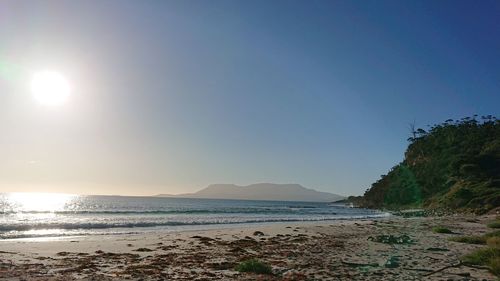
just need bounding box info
[0,214,497,280]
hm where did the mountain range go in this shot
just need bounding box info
[156,183,344,202]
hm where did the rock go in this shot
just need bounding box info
[134,248,153,252]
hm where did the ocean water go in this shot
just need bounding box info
[0,193,387,240]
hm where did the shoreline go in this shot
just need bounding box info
[0,214,497,280]
[0,212,390,241]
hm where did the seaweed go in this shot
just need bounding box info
[368,234,414,244]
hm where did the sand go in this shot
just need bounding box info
[0,215,497,280]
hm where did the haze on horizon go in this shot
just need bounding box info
[0,0,499,197]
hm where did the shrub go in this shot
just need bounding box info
[432,226,453,234]
[235,259,272,275]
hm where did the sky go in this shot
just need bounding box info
[0,0,499,196]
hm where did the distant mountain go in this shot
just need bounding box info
[156,183,344,202]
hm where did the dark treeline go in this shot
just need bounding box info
[352,115,500,213]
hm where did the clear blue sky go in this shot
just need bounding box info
[0,0,499,196]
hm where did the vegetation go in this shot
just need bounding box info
[449,230,500,245]
[462,247,500,266]
[432,226,453,234]
[461,247,500,277]
[355,116,499,213]
[367,234,413,244]
[487,221,500,229]
[487,237,500,248]
[235,259,273,275]
[449,235,486,245]
[485,230,500,239]
[490,257,500,276]
[450,227,500,277]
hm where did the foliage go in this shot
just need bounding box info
[357,116,500,212]
[432,226,453,234]
[235,259,273,275]
[367,234,413,244]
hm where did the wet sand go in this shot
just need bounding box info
[0,215,497,280]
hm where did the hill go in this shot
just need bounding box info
[353,116,499,214]
[156,183,344,202]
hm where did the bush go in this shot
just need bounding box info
[432,226,453,234]
[235,259,272,275]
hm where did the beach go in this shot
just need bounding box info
[0,214,497,280]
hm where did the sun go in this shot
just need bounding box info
[31,70,71,106]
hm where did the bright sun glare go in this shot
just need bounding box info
[31,70,71,106]
[8,192,75,212]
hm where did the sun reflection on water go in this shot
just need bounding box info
[7,192,76,213]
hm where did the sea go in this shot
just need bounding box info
[0,193,388,240]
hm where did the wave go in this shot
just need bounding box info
[0,214,388,233]
[1,210,215,215]
[0,208,335,215]
[0,231,142,240]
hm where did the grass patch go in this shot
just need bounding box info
[462,247,500,277]
[462,247,500,265]
[484,230,500,239]
[449,230,500,245]
[459,230,500,277]
[487,221,500,229]
[490,257,500,276]
[235,259,272,275]
[432,226,453,234]
[449,235,486,244]
[487,237,500,248]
